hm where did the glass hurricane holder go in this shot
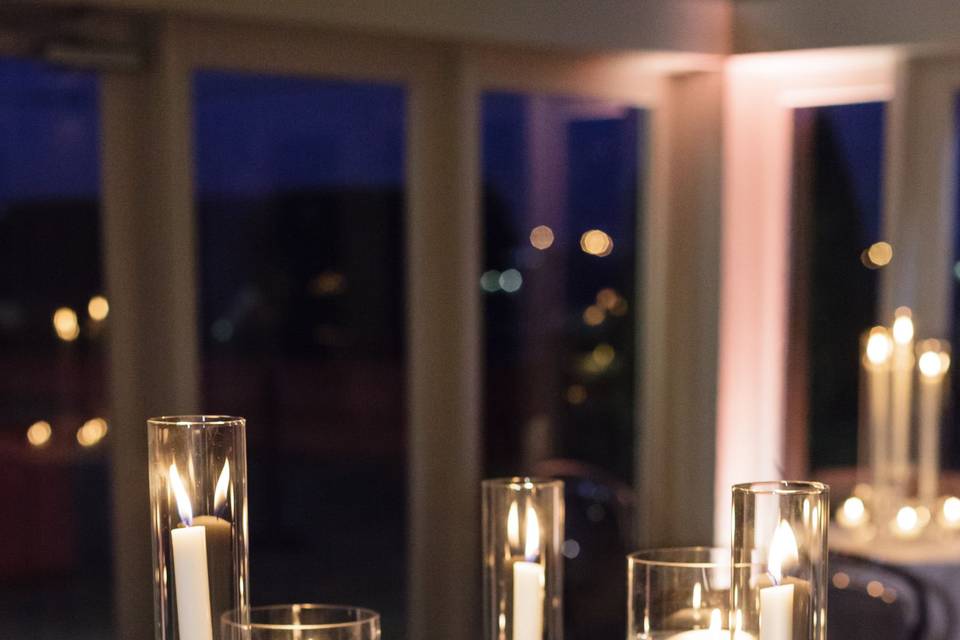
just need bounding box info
[483,478,564,640]
[149,416,250,640]
[627,547,744,640]
[221,605,380,640]
[731,481,828,640]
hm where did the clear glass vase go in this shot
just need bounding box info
[221,604,380,640]
[148,416,250,640]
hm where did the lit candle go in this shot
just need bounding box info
[509,501,544,640]
[917,342,950,504]
[835,496,867,529]
[862,327,893,489]
[169,462,233,640]
[665,604,755,639]
[890,309,914,493]
[760,521,800,640]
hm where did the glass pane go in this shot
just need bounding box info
[481,91,644,639]
[0,59,112,639]
[193,71,406,635]
[791,102,886,470]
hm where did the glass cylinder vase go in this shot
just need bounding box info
[148,416,250,640]
[482,477,564,640]
[731,481,828,640]
[627,547,745,639]
[221,604,380,640]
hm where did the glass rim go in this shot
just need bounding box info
[627,546,729,569]
[732,480,828,495]
[220,604,380,631]
[481,476,563,490]
[148,415,245,427]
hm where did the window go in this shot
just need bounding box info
[193,71,407,635]
[481,91,644,638]
[0,59,112,639]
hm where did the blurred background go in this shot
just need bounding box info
[3,1,960,639]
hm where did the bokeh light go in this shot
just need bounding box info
[26,420,52,447]
[53,307,80,342]
[499,269,523,293]
[861,241,893,269]
[580,229,613,257]
[529,225,555,250]
[77,417,109,447]
[582,305,604,327]
[87,295,110,321]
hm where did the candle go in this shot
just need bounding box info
[169,462,233,640]
[835,496,867,529]
[890,308,914,493]
[760,521,799,640]
[666,609,755,639]
[862,327,892,489]
[917,343,949,503]
[509,501,544,640]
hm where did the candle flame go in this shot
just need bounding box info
[865,327,893,365]
[169,463,193,526]
[524,504,540,562]
[213,459,230,513]
[507,501,520,549]
[918,342,950,379]
[692,582,702,611]
[892,309,914,345]
[768,520,799,584]
[709,609,722,632]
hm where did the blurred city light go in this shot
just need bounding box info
[529,225,555,250]
[566,384,587,405]
[26,420,52,447]
[580,229,613,257]
[596,288,619,310]
[88,295,109,321]
[591,343,615,369]
[481,270,501,292]
[499,269,523,293]
[77,417,108,447]
[861,241,893,269]
[53,307,80,342]
[582,305,605,326]
[309,271,346,296]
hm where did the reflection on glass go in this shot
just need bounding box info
[792,102,886,470]
[481,91,643,639]
[193,71,406,636]
[0,59,111,638]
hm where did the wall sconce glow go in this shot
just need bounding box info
[862,241,893,269]
[892,308,914,345]
[26,420,52,447]
[529,225,555,250]
[499,269,523,293]
[580,229,613,257]
[77,417,108,447]
[53,307,80,342]
[87,295,109,321]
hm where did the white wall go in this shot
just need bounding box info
[735,0,960,52]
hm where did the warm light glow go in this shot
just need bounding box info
[87,295,109,321]
[213,460,230,513]
[894,505,918,533]
[529,225,555,250]
[892,309,914,345]
[580,229,613,257]
[709,609,722,632]
[866,581,884,598]
[309,271,346,296]
[169,463,193,526]
[566,384,587,405]
[26,420,52,447]
[596,288,619,310]
[768,520,799,583]
[862,241,893,268]
[592,343,615,369]
[918,341,950,380]
[53,307,79,342]
[524,504,540,561]
[832,572,850,589]
[691,582,702,611]
[507,501,520,549]
[865,328,893,365]
[77,417,108,447]
[582,305,605,326]
[943,497,960,525]
[838,496,866,528]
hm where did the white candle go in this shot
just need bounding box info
[917,344,949,503]
[169,463,215,640]
[667,609,755,639]
[890,309,914,492]
[862,327,892,488]
[509,502,544,640]
[760,521,798,640]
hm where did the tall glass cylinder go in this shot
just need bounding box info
[731,481,828,640]
[627,547,741,639]
[148,416,250,640]
[482,478,564,640]
[221,604,380,640]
